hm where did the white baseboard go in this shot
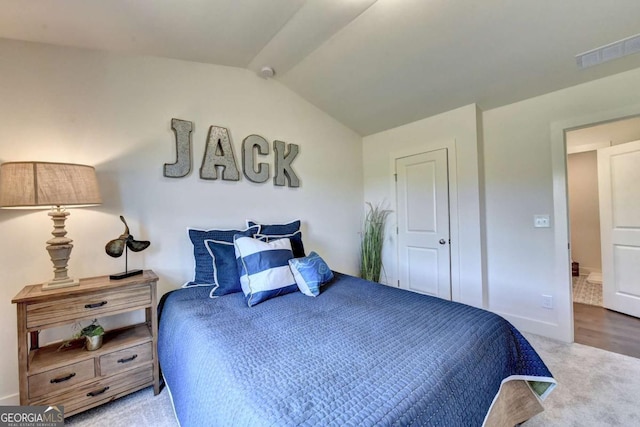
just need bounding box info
[493,310,570,343]
[579,266,601,276]
[0,393,19,406]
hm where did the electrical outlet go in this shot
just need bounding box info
[534,215,551,228]
[542,295,553,309]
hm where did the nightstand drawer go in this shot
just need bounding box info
[99,342,153,376]
[30,365,154,416]
[28,359,95,399]
[26,285,152,329]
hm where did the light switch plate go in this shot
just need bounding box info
[534,215,551,228]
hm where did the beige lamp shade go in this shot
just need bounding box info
[0,162,102,208]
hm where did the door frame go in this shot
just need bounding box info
[389,139,461,301]
[551,104,640,343]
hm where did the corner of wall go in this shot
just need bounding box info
[475,104,489,309]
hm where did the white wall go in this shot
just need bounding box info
[362,104,485,308]
[0,39,363,403]
[567,151,601,274]
[483,67,640,341]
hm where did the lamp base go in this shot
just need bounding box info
[42,277,80,291]
[109,269,143,280]
[44,208,78,291]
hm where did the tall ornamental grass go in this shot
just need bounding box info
[360,202,392,282]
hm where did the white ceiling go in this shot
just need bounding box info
[2,0,640,136]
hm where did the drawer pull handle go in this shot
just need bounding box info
[117,354,138,364]
[50,372,76,384]
[87,386,110,397]
[85,301,108,309]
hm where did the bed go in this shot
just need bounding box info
[158,272,555,426]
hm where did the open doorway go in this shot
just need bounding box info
[566,116,640,358]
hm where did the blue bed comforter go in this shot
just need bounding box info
[159,273,554,426]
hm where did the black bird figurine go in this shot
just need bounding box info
[105,216,150,279]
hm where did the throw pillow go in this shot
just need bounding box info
[234,235,297,307]
[247,219,305,257]
[288,252,334,297]
[184,225,260,296]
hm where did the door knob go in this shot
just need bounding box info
[439,239,446,245]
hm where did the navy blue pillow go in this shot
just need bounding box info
[247,220,305,258]
[185,225,260,296]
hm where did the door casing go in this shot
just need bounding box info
[551,105,640,343]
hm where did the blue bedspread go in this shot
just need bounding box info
[159,273,554,426]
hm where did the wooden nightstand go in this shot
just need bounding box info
[12,270,160,417]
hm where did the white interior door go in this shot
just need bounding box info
[396,149,451,299]
[598,140,640,318]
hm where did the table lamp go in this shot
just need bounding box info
[0,161,102,290]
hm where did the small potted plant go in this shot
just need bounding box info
[80,319,105,351]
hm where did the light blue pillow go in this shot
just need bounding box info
[288,252,334,297]
[234,235,297,307]
[184,226,260,297]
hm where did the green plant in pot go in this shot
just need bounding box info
[360,202,392,283]
[80,319,105,351]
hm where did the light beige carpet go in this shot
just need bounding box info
[523,333,640,426]
[64,387,177,427]
[65,333,640,426]
[572,274,603,307]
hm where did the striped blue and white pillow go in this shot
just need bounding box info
[234,236,297,307]
[255,231,305,259]
[247,220,306,258]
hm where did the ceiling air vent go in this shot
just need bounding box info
[576,33,640,69]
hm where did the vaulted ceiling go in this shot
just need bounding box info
[2,0,640,135]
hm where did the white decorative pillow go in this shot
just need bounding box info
[234,236,297,307]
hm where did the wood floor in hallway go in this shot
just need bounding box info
[574,302,640,359]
